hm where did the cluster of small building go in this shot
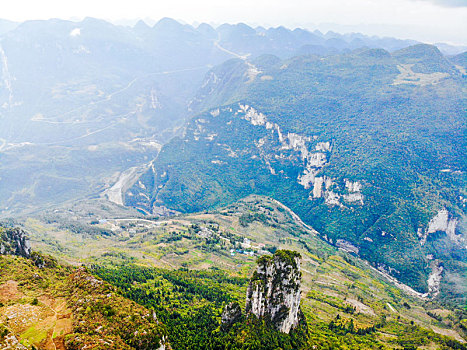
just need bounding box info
[229,238,270,257]
[230,248,255,257]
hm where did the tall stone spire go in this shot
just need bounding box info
[245,250,302,333]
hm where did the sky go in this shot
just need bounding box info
[1,0,467,45]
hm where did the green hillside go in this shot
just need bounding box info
[125,45,466,296]
[13,196,467,348]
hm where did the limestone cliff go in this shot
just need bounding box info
[245,250,302,333]
[0,225,31,258]
[221,301,242,330]
[422,209,462,246]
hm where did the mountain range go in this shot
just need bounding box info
[0,17,464,214]
[0,16,466,346]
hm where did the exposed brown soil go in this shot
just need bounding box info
[0,280,24,303]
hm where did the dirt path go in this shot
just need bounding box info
[386,302,397,313]
[213,35,261,82]
[46,303,58,350]
[214,36,249,60]
[39,297,72,350]
[366,262,427,300]
[109,218,159,224]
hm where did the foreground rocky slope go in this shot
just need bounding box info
[0,225,170,350]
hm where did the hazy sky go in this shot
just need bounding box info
[2,0,467,45]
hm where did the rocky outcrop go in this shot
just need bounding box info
[336,239,359,254]
[420,209,463,247]
[221,301,242,330]
[237,104,363,207]
[0,225,31,258]
[245,250,302,333]
[423,261,443,298]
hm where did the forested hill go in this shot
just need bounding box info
[125,44,467,296]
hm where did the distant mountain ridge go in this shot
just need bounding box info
[1,17,458,215]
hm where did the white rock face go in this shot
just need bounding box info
[313,177,325,198]
[342,179,364,204]
[343,192,364,204]
[234,104,364,207]
[240,104,267,126]
[205,133,218,141]
[424,261,443,298]
[221,302,242,329]
[316,141,331,152]
[325,191,341,206]
[345,179,362,193]
[298,168,317,189]
[307,152,327,167]
[427,209,450,233]
[421,209,461,246]
[286,133,313,156]
[245,251,302,334]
